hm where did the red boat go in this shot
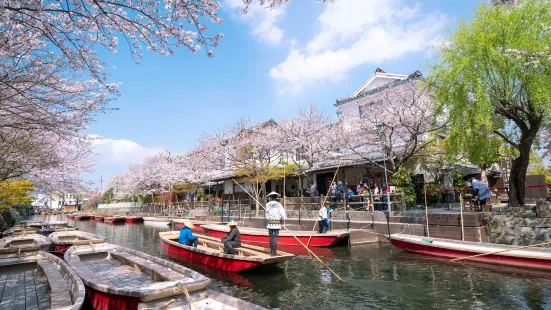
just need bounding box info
[172,219,220,233]
[74,215,91,220]
[48,231,105,256]
[125,217,144,223]
[95,216,105,221]
[201,224,349,247]
[104,216,126,224]
[89,215,95,219]
[159,231,294,271]
[390,233,551,271]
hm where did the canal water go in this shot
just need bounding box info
[31,215,551,309]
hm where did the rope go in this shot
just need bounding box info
[451,240,551,262]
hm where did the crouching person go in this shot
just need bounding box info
[178,220,198,248]
[221,220,241,255]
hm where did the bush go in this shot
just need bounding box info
[424,183,442,205]
[392,168,417,207]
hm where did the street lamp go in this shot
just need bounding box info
[377,123,391,214]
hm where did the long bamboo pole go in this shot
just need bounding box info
[460,193,465,241]
[307,159,343,247]
[451,241,551,262]
[232,179,343,281]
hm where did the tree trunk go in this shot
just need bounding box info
[508,143,531,206]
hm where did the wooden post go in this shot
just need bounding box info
[460,193,465,241]
[401,192,406,212]
[424,188,430,238]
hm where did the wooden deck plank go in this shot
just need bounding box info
[0,274,7,304]
[33,270,50,310]
[24,271,39,310]
[0,274,16,310]
[12,271,27,310]
[38,259,72,309]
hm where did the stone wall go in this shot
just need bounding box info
[488,201,551,245]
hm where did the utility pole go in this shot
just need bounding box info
[100,175,103,195]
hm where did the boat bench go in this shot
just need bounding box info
[198,238,268,258]
[112,251,191,282]
[37,259,73,308]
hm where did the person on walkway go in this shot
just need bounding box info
[221,220,241,255]
[347,187,355,202]
[178,220,198,248]
[265,191,286,256]
[309,183,319,197]
[318,203,332,233]
[464,175,492,211]
[357,180,364,196]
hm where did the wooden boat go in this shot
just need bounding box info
[64,243,210,310]
[95,215,105,221]
[0,247,85,309]
[20,220,43,227]
[159,231,294,271]
[125,217,144,223]
[0,233,52,251]
[2,226,40,237]
[138,289,267,310]
[48,231,105,256]
[390,233,551,271]
[172,219,220,233]
[202,224,350,247]
[104,216,126,224]
[143,217,172,225]
[74,214,91,220]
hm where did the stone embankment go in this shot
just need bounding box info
[487,201,551,246]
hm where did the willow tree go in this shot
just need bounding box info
[430,0,551,206]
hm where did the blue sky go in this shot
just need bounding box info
[85,0,485,190]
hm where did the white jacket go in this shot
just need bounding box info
[265,201,286,229]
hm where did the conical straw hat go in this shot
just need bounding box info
[268,191,279,196]
[227,220,238,226]
[183,220,195,229]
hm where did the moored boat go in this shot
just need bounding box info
[65,243,210,310]
[160,231,294,271]
[201,224,349,247]
[74,214,91,220]
[138,289,267,310]
[390,233,551,271]
[172,219,220,233]
[0,233,52,251]
[143,217,172,227]
[125,216,144,223]
[0,247,85,309]
[104,216,126,224]
[48,231,105,256]
[2,226,40,237]
[95,215,105,221]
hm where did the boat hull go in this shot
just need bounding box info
[161,239,264,271]
[95,216,105,221]
[203,227,348,247]
[125,217,144,223]
[104,217,126,224]
[173,220,208,233]
[391,235,551,272]
[84,285,141,310]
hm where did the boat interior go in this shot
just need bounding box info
[0,249,83,309]
[163,232,271,258]
[6,239,36,247]
[138,289,266,310]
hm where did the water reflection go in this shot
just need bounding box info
[26,215,551,309]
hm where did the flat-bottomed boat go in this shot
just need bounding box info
[201,224,349,247]
[160,231,294,271]
[49,231,105,256]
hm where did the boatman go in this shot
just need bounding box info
[178,220,198,248]
[265,191,286,256]
[221,220,241,255]
[464,175,492,211]
[318,202,332,234]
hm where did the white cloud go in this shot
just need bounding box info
[269,0,446,93]
[88,135,163,166]
[224,0,285,46]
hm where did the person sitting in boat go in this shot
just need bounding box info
[318,202,332,234]
[265,191,287,256]
[221,220,241,255]
[464,175,492,211]
[178,221,198,248]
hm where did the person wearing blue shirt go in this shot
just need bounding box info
[178,221,198,247]
[464,175,492,211]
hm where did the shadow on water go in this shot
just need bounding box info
[28,215,551,310]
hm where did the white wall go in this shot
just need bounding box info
[98,202,142,211]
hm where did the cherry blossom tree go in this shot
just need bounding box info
[277,104,336,191]
[338,78,443,173]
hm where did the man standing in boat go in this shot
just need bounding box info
[178,220,198,248]
[265,191,286,256]
[221,220,241,255]
[464,175,492,211]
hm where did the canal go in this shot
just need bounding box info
[31,215,551,309]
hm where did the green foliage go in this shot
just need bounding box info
[102,188,113,204]
[451,171,465,190]
[430,0,551,196]
[392,168,417,207]
[424,184,442,205]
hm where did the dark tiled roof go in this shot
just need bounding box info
[335,75,423,106]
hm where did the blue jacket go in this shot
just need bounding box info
[178,227,197,244]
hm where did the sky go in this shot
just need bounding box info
[84,0,485,190]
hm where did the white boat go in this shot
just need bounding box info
[0,233,52,251]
